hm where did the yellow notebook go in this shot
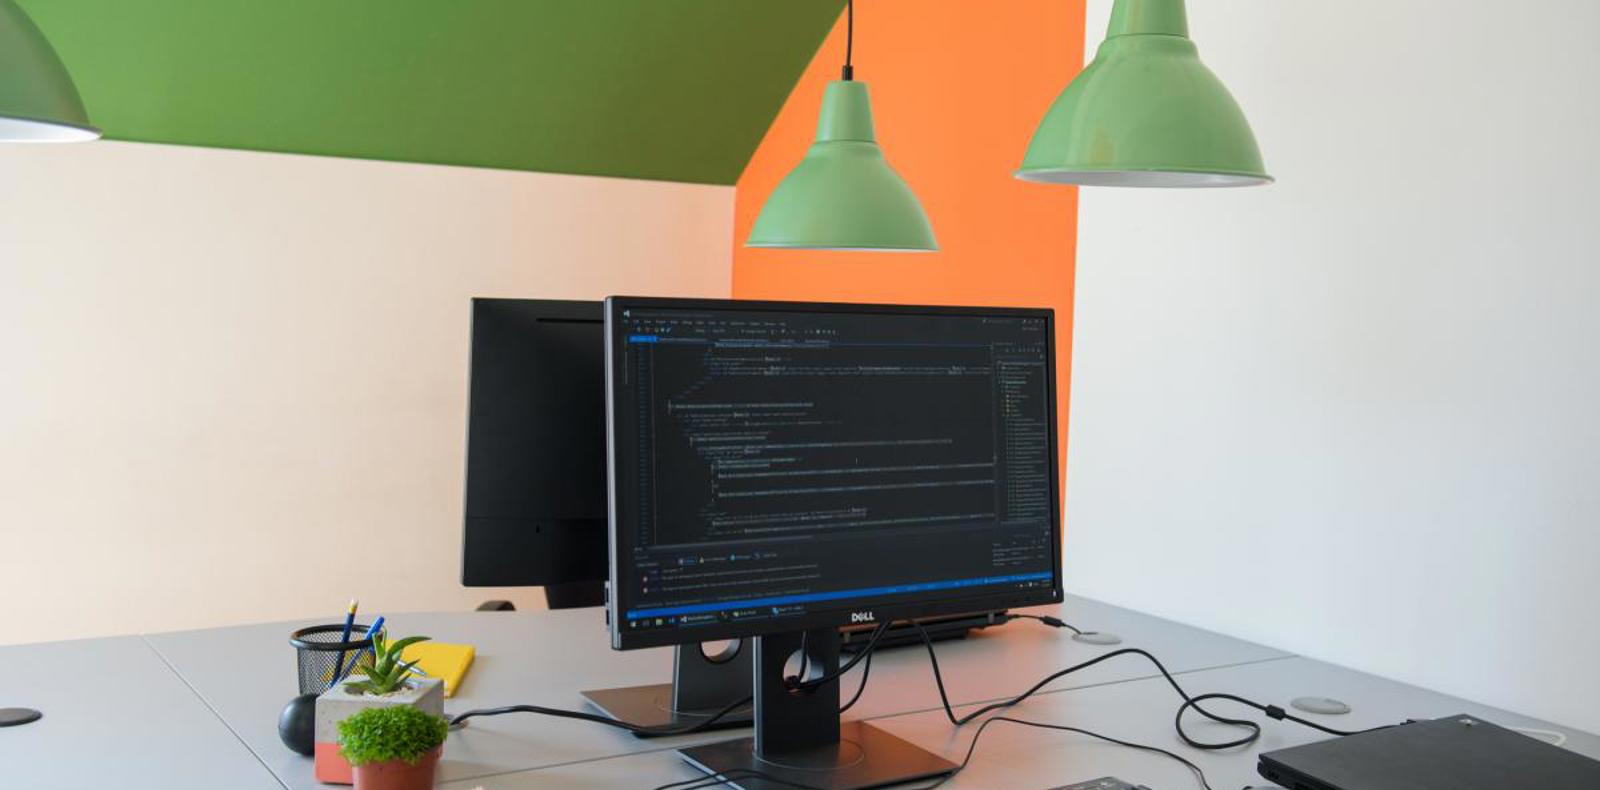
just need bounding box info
[401,642,476,698]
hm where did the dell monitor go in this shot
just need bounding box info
[461,298,608,608]
[605,297,1063,789]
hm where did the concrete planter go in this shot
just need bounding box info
[314,677,445,785]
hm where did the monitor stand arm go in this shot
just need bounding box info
[679,627,957,790]
[580,640,754,736]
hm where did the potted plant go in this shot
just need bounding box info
[337,704,448,790]
[314,632,447,785]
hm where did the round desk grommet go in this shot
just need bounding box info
[1290,696,1351,715]
[1071,631,1123,646]
[0,708,43,727]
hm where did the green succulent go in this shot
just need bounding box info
[342,632,430,696]
[336,704,448,767]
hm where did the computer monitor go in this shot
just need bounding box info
[604,297,1063,789]
[461,298,608,608]
[464,298,755,731]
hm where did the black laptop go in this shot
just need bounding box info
[1257,714,1600,790]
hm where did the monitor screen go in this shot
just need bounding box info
[462,298,608,589]
[605,297,1062,649]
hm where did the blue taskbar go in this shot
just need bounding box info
[624,571,1052,622]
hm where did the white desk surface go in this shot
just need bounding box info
[444,656,1600,790]
[0,635,281,790]
[12,597,1590,790]
[140,595,1288,789]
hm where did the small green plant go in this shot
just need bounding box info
[343,632,430,695]
[336,704,448,767]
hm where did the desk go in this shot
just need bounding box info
[3,596,1592,790]
[142,595,1287,789]
[0,636,280,790]
[444,657,1600,789]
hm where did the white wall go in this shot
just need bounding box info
[0,141,733,644]
[1069,0,1600,733]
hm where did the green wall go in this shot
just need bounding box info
[21,0,844,184]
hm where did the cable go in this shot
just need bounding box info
[911,621,1393,750]
[651,768,830,790]
[456,625,888,734]
[1004,612,1085,636]
[930,714,1217,790]
[841,0,854,81]
[654,712,1217,790]
[449,691,751,737]
[788,621,890,692]
[839,644,873,713]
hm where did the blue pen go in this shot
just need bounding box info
[334,615,385,685]
[328,598,359,685]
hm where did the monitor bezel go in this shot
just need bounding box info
[605,296,1064,651]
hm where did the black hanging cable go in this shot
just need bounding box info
[841,0,854,80]
[839,646,874,713]
[787,621,890,691]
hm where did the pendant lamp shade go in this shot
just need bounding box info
[746,80,937,252]
[0,0,99,142]
[1016,0,1268,187]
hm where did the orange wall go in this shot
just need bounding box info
[732,0,1086,496]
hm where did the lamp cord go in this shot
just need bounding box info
[842,0,854,80]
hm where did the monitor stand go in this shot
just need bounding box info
[581,640,755,736]
[679,627,957,790]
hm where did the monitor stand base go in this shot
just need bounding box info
[681,720,953,790]
[579,683,753,734]
[679,627,955,790]
[581,641,754,737]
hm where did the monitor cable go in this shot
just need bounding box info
[449,623,890,736]
[448,692,754,738]
[1002,612,1087,635]
[914,620,1395,749]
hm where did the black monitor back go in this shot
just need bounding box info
[462,299,608,599]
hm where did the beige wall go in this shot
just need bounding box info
[0,141,733,644]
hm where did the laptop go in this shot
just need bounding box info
[1258,714,1600,790]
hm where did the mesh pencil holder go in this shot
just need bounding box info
[289,623,378,695]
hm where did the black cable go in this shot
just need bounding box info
[1179,692,1383,740]
[918,714,1218,790]
[651,768,830,790]
[788,621,889,691]
[655,712,1217,790]
[839,644,873,713]
[791,630,810,686]
[456,625,889,735]
[448,691,752,738]
[915,621,1392,750]
[841,0,854,80]
[1004,611,1085,635]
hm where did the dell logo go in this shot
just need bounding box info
[850,611,874,623]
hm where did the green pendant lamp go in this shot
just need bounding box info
[1017,0,1268,187]
[746,0,936,251]
[0,0,99,142]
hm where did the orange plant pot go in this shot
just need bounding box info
[351,746,440,790]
